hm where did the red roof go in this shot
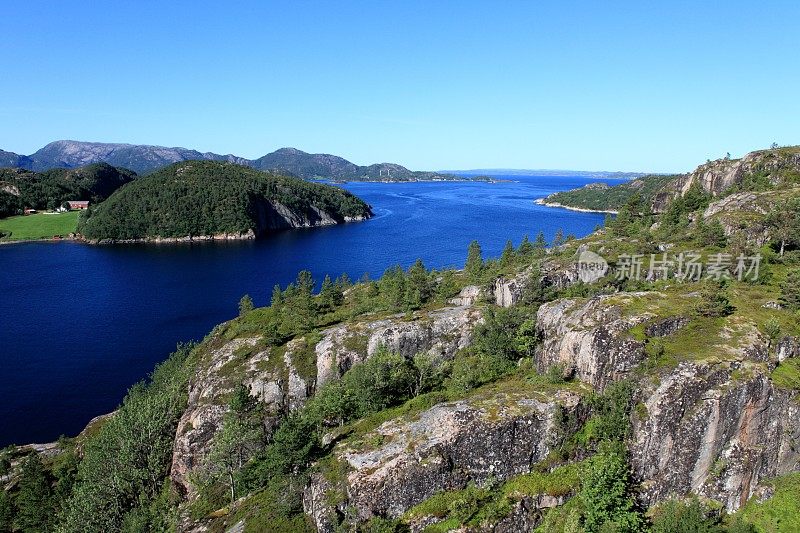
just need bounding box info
[67,201,90,208]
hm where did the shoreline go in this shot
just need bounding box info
[0,236,77,246]
[534,197,619,214]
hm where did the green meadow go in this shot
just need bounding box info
[0,211,80,241]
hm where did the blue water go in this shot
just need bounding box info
[0,175,613,446]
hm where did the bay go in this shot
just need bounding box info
[0,174,612,446]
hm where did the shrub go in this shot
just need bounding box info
[447,353,515,393]
[780,269,800,311]
[580,442,644,533]
[695,280,735,318]
[651,498,721,533]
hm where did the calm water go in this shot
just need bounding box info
[0,175,612,446]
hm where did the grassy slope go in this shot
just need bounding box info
[0,211,79,241]
[736,474,800,532]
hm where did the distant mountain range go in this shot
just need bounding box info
[445,169,649,179]
[0,141,459,181]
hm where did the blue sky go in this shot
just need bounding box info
[1,1,797,172]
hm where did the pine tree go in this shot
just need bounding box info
[271,284,283,308]
[296,270,315,297]
[406,259,432,308]
[292,270,317,327]
[517,234,533,256]
[696,219,727,248]
[553,228,565,247]
[500,239,515,267]
[380,265,407,310]
[534,231,547,252]
[695,280,735,318]
[238,294,254,316]
[319,274,342,311]
[335,272,352,290]
[13,454,54,532]
[465,240,483,280]
[0,490,13,533]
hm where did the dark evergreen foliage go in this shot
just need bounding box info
[78,161,371,240]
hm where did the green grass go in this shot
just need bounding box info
[0,211,79,241]
[402,462,583,530]
[735,473,800,532]
[771,358,800,392]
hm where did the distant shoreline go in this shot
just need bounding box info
[534,198,619,214]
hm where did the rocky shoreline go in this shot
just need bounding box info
[534,197,619,214]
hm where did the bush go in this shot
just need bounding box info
[447,353,515,393]
[651,498,721,533]
[695,280,735,318]
[586,381,635,443]
[580,442,644,533]
[780,269,800,311]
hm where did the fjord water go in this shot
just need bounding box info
[0,175,609,446]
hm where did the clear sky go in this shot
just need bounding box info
[1,1,798,172]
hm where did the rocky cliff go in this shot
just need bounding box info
[303,382,586,532]
[170,305,483,500]
[651,146,800,212]
[533,289,800,514]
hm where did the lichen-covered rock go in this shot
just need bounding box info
[776,336,799,363]
[315,305,482,387]
[448,285,483,306]
[494,275,529,307]
[492,261,583,308]
[651,147,800,212]
[645,316,689,338]
[631,360,800,512]
[303,388,583,530]
[170,336,310,498]
[535,295,651,390]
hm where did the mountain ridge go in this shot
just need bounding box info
[0,140,460,181]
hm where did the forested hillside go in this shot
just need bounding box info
[539,174,677,212]
[0,163,136,217]
[77,161,372,241]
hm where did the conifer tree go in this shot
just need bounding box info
[406,259,432,308]
[14,454,54,532]
[319,274,342,311]
[271,284,283,308]
[518,234,533,256]
[534,231,547,252]
[465,240,483,280]
[553,228,565,247]
[238,294,254,316]
[500,239,515,267]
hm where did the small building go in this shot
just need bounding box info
[67,201,90,210]
[24,208,37,215]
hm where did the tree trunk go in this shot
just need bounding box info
[781,239,786,257]
[229,472,235,503]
